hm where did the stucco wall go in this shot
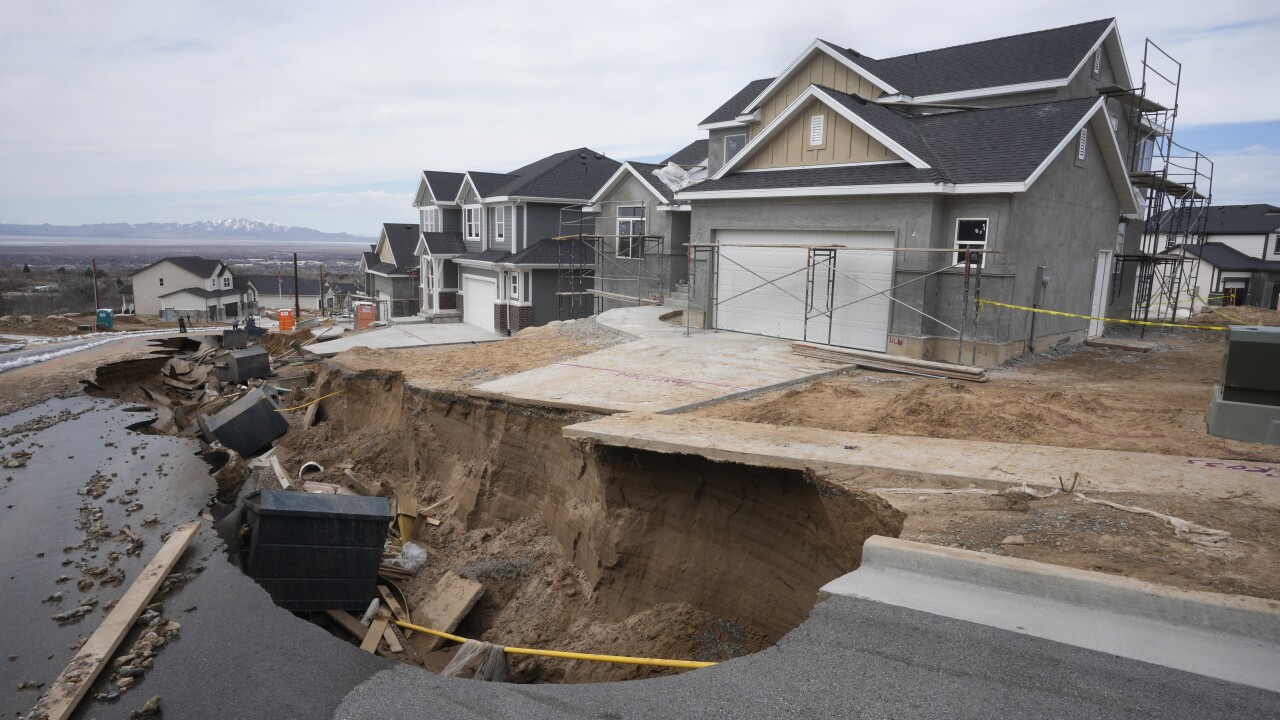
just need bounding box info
[131,263,208,316]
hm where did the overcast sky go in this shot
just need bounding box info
[1,0,1276,235]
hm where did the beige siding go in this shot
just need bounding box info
[743,99,899,169]
[756,52,884,130]
[378,232,395,264]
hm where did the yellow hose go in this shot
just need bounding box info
[274,390,343,412]
[392,620,717,669]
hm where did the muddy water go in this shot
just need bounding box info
[0,397,213,717]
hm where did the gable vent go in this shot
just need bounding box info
[1077,127,1089,161]
[1093,48,1102,75]
[809,114,825,146]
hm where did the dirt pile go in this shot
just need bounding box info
[1188,305,1280,327]
[273,367,903,682]
[260,329,315,356]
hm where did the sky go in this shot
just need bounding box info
[1,0,1276,236]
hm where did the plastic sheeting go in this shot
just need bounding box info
[441,640,509,682]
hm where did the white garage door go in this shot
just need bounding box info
[462,274,497,333]
[715,229,895,352]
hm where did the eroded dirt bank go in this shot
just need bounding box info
[273,366,903,682]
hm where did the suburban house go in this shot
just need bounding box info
[1162,205,1280,309]
[327,281,364,313]
[411,148,620,333]
[361,224,420,319]
[238,274,332,313]
[130,256,256,321]
[583,141,707,310]
[674,19,1166,364]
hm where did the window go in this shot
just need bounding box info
[464,206,481,240]
[616,206,646,259]
[495,206,505,242]
[1077,127,1089,162]
[724,133,747,163]
[159,277,164,287]
[954,218,988,268]
[509,271,519,300]
[522,272,530,302]
[1092,48,1102,77]
[1272,234,1280,257]
[1135,137,1154,173]
[421,207,440,232]
[223,277,230,288]
[809,114,825,147]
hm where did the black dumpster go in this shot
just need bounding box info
[217,347,270,384]
[199,386,289,457]
[243,490,393,611]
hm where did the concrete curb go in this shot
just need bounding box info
[821,536,1280,692]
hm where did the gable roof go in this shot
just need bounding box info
[380,223,420,271]
[131,256,223,278]
[454,148,622,203]
[1195,205,1280,235]
[685,93,1136,212]
[703,19,1121,128]
[416,232,468,257]
[589,162,678,205]
[505,238,594,267]
[663,140,709,166]
[1176,242,1280,272]
[859,19,1116,99]
[418,171,466,206]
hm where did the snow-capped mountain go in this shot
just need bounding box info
[0,219,371,243]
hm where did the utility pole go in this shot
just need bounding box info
[319,265,326,314]
[91,259,99,311]
[292,252,301,323]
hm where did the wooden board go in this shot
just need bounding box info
[35,522,200,720]
[791,342,987,382]
[361,616,389,653]
[410,571,484,653]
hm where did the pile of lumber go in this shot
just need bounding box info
[791,342,987,382]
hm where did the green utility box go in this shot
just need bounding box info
[95,309,113,331]
[1207,325,1280,445]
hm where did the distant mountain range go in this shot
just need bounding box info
[0,219,373,243]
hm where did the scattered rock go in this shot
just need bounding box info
[1000,535,1030,546]
[130,694,162,718]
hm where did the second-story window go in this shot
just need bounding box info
[223,277,230,288]
[724,134,747,163]
[421,207,440,232]
[159,277,164,287]
[495,207,505,242]
[617,206,646,259]
[464,206,481,241]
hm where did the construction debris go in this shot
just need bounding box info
[791,342,988,382]
[410,571,485,653]
[1074,492,1231,548]
[199,387,290,458]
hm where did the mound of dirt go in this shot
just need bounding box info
[260,329,315,356]
[1188,305,1280,327]
[870,382,1045,439]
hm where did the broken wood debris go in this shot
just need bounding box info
[790,342,988,382]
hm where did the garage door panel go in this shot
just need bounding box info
[462,275,497,333]
[715,230,893,352]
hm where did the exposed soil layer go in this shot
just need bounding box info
[695,330,1280,600]
[272,368,903,682]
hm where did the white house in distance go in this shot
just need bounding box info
[130,256,255,320]
[1162,204,1280,310]
[237,275,331,312]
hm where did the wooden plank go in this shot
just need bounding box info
[36,522,200,720]
[325,609,368,641]
[381,625,403,653]
[361,616,389,653]
[410,571,485,653]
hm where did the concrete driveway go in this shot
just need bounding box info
[309,321,502,356]
[472,307,836,413]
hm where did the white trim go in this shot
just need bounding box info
[952,217,990,268]
[494,204,506,243]
[656,204,693,212]
[740,39,900,117]
[587,162,671,206]
[735,110,762,123]
[453,258,503,269]
[738,159,907,173]
[879,78,1067,106]
[696,119,748,131]
[464,205,482,243]
[484,195,591,204]
[522,204,528,251]
[616,205,647,259]
[713,85,930,179]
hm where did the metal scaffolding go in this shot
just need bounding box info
[553,202,668,320]
[686,242,999,365]
[1105,39,1214,334]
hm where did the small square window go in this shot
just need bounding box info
[159,278,164,287]
[724,134,747,163]
[954,218,988,268]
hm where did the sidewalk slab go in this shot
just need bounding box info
[822,537,1280,692]
[309,323,501,356]
[561,412,1280,507]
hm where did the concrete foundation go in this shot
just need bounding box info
[1207,384,1280,446]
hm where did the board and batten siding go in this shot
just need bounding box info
[755,52,884,130]
[377,234,396,264]
[743,99,898,169]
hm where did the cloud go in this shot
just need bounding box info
[1202,146,1280,205]
[1,0,1277,232]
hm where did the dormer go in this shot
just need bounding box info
[741,39,896,131]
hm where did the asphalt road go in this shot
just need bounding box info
[3,397,1277,719]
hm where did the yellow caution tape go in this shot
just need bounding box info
[975,299,1228,331]
[274,390,343,412]
[392,620,717,669]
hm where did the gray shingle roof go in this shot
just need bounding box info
[239,275,325,296]
[381,223,420,271]
[422,171,465,203]
[158,286,240,299]
[467,171,521,197]
[856,19,1114,97]
[662,140,709,166]
[1175,205,1280,235]
[420,232,467,255]
[131,256,222,278]
[684,94,1099,193]
[456,249,512,264]
[1178,242,1280,272]
[700,78,774,126]
[626,162,678,202]
[506,238,594,266]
